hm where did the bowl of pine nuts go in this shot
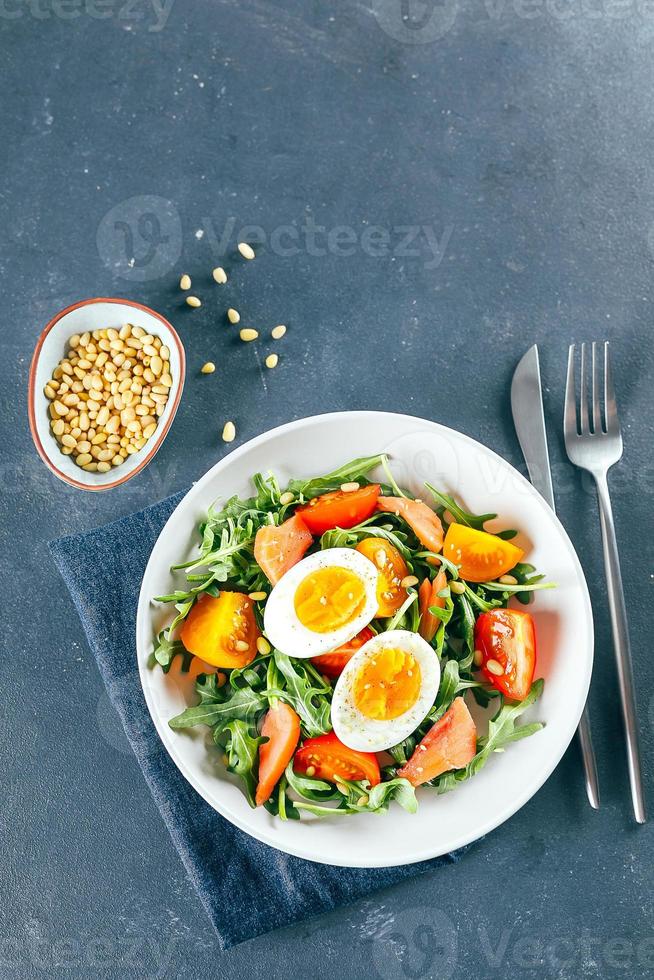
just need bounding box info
[28,297,185,491]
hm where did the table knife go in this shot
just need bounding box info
[511,345,600,810]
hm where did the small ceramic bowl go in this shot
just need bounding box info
[28,297,185,491]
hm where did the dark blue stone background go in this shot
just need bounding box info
[2,1,653,977]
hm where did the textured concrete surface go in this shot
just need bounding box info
[2,1,654,977]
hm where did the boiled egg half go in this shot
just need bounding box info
[331,629,441,752]
[263,548,379,659]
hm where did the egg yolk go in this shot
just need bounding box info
[353,648,422,720]
[294,566,367,633]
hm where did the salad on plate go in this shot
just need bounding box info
[151,454,552,820]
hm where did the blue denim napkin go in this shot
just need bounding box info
[49,491,465,950]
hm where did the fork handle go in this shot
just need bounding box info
[595,473,646,823]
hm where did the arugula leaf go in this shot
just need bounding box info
[284,760,340,802]
[266,652,332,737]
[290,775,417,817]
[168,681,267,731]
[152,630,191,674]
[219,720,263,807]
[425,484,496,530]
[287,454,386,500]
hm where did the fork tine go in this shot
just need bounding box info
[604,341,619,434]
[591,341,602,433]
[579,343,589,433]
[564,344,578,435]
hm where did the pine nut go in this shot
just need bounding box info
[249,592,267,602]
[212,266,227,283]
[186,295,201,308]
[44,325,172,475]
[450,580,466,594]
[239,328,258,342]
[279,491,294,505]
[180,274,191,290]
[256,636,271,655]
[340,482,360,492]
[238,242,255,260]
[486,658,504,676]
[265,354,278,369]
[227,308,240,324]
[222,421,236,443]
[201,362,216,374]
[401,575,419,589]
[473,649,483,667]
[271,324,286,340]
[499,574,518,585]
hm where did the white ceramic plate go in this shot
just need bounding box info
[136,412,593,868]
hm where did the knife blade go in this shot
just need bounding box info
[510,345,600,810]
[510,345,555,510]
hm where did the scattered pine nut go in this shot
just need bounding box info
[401,575,419,589]
[486,658,504,676]
[179,274,191,290]
[227,308,240,324]
[499,574,518,585]
[473,649,484,667]
[212,266,227,284]
[305,766,316,777]
[279,491,294,505]
[239,328,258,342]
[356,795,369,807]
[256,636,271,656]
[201,362,216,374]
[222,420,236,443]
[238,242,255,260]
[340,482,360,493]
[271,324,287,340]
[450,580,466,594]
[249,592,267,602]
[186,295,202,308]
[265,353,278,369]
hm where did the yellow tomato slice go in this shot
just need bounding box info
[180,592,260,668]
[442,524,524,583]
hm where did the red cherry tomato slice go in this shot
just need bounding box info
[296,484,380,535]
[474,608,536,701]
[311,627,374,678]
[293,731,381,786]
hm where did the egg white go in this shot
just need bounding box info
[331,629,441,752]
[263,548,379,659]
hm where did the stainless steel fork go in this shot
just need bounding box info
[564,342,646,823]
